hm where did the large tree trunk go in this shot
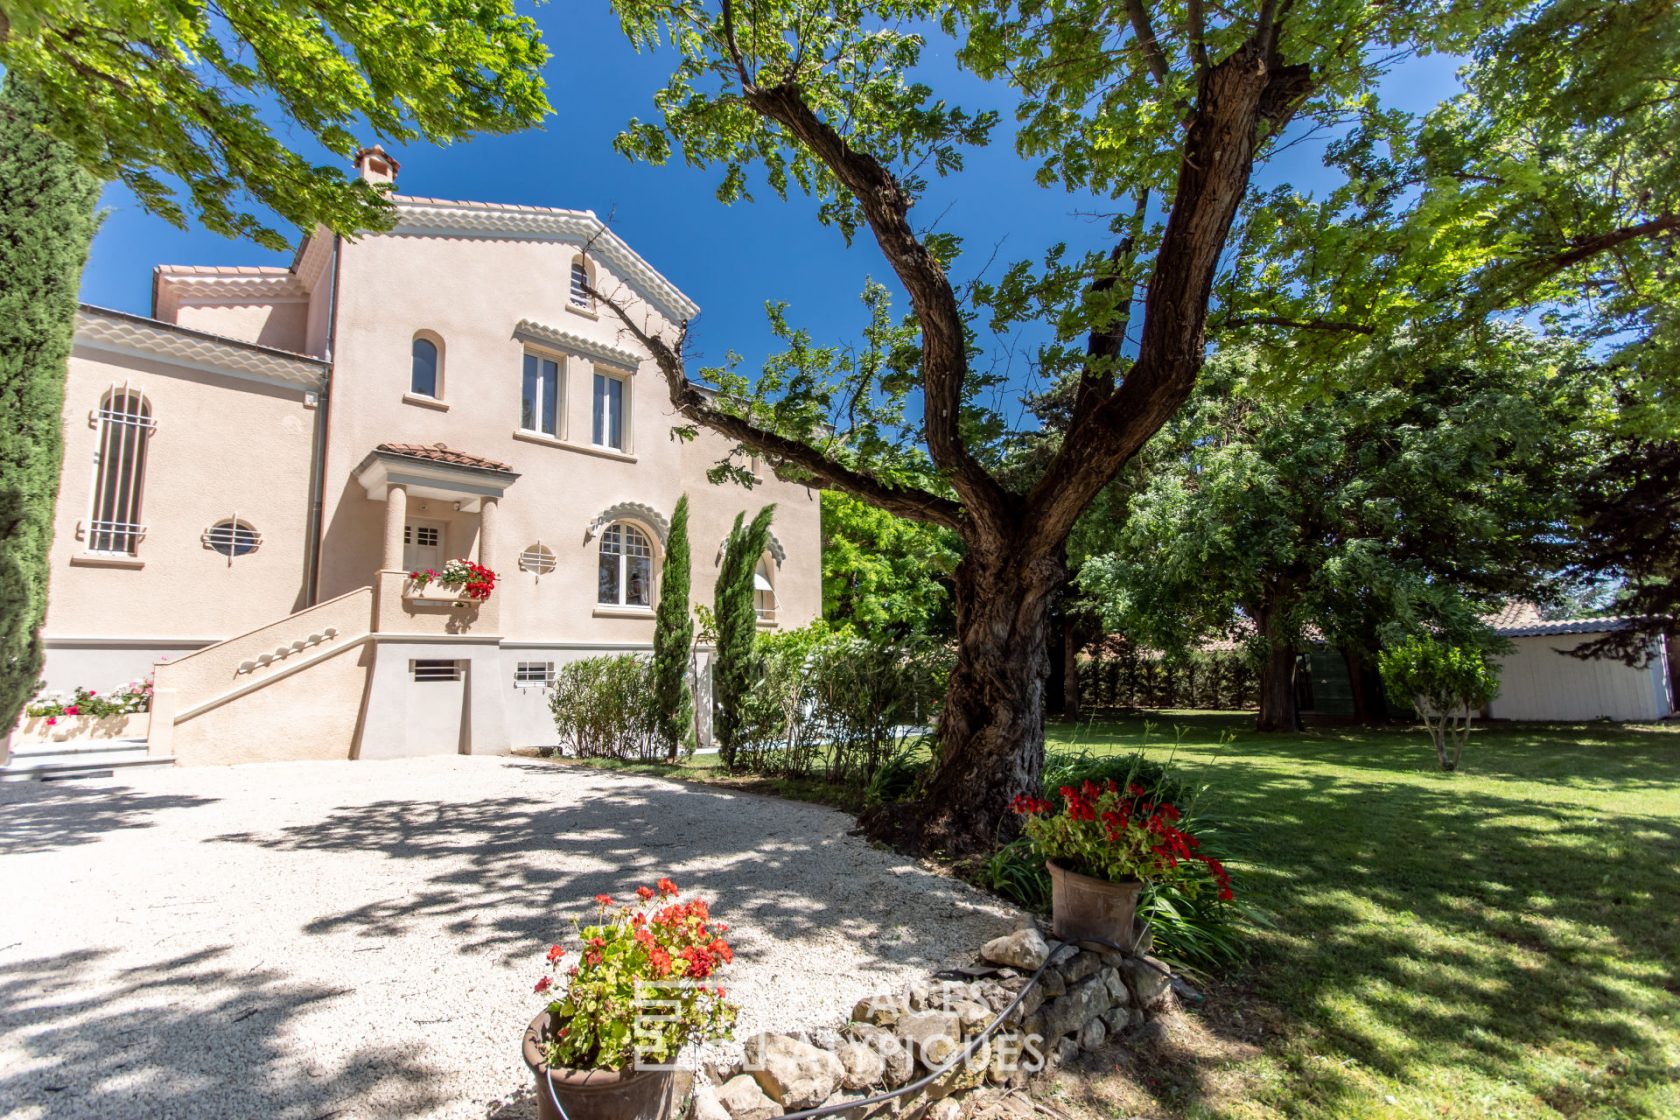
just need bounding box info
[1253,585,1302,732]
[867,544,1064,855]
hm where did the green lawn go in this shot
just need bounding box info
[1047,712,1680,1120]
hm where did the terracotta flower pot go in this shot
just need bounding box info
[1047,860,1143,950]
[523,1012,679,1120]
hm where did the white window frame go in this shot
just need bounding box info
[597,522,655,608]
[515,661,556,688]
[754,558,778,624]
[592,369,629,451]
[410,659,463,682]
[85,384,156,556]
[521,350,564,437]
[569,258,593,309]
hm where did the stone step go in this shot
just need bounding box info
[0,743,173,782]
[7,738,150,760]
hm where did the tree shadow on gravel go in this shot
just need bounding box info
[0,945,448,1120]
[0,782,218,856]
[208,760,1018,977]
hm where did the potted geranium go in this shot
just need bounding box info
[408,558,498,603]
[524,879,736,1120]
[1013,780,1233,948]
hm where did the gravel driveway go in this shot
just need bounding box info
[0,756,1021,1120]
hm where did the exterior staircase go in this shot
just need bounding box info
[0,739,174,782]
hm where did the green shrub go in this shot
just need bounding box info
[651,495,696,760]
[548,655,662,760]
[725,625,953,796]
[1077,639,1256,712]
[0,78,99,732]
[1378,635,1501,771]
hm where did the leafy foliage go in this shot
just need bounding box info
[1077,642,1258,713]
[0,77,99,734]
[652,495,696,759]
[821,490,959,637]
[985,747,1246,975]
[712,505,775,769]
[1080,335,1604,727]
[1,0,551,248]
[534,880,736,1071]
[1378,635,1502,772]
[547,656,663,761]
[726,624,952,789]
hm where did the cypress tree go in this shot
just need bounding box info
[0,77,100,732]
[651,494,695,761]
[712,504,775,771]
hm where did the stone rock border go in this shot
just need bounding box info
[695,923,1176,1120]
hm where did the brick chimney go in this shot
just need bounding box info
[353,145,399,188]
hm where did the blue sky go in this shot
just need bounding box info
[79,8,1465,390]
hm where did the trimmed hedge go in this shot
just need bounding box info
[1078,640,1257,711]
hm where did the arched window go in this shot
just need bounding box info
[754,558,778,622]
[569,257,592,309]
[411,334,441,397]
[87,387,154,554]
[598,522,654,607]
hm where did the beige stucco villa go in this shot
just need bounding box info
[20,148,819,767]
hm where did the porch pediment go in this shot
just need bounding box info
[355,443,519,512]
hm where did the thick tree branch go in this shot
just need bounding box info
[1219,313,1375,334]
[1543,212,1680,272]
[1122,0,1171,85]
[591,284,965,530]
[740,80,1015,530]
[1028,33,1314,546]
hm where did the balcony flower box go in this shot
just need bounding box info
[406,559,498,605]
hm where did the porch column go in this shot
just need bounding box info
[478,496,499,572]
[383,483,408,570]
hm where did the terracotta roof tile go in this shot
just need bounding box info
[375,442,514,473]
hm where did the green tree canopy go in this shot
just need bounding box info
[595,0,1674,852]
[1081,333,1605,730]
[0,0,551,247]
[821,491,959,638]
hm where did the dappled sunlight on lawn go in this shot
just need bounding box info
[1046,711,1680,1119]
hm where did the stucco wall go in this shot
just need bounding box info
[316,228,823,649]
[42,346,320,684]
[172,300,309,353]
[1490,633,1674,722]
[169,639,373,765]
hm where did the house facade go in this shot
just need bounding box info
[29,148,820,765]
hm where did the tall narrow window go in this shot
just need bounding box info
[521,351,560,436]
[570,258,591,308]
[87,387,154,554]
[411,335,440,397]
[598,522,654,607]
[754,560,777,622]
[592,372,625,450]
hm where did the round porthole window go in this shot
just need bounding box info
[205,519,261,557]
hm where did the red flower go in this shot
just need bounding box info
[656,878,679,897]
[547,944,566,963]
[534,976,552,994]
[636,885,656,901]
[594,894,613,907]
[64,705,80,716]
